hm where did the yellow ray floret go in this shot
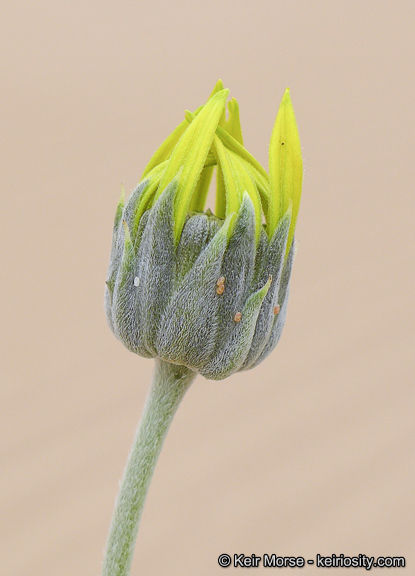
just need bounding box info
[268,88,303,253]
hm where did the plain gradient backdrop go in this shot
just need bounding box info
[1,1,414,574]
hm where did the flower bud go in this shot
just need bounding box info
[105,82,302,380]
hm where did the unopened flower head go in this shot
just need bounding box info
[105,81,303,380]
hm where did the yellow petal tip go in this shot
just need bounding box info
[210,79,225,97]
[268,88,303,246]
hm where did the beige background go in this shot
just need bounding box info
[1,1,414,574]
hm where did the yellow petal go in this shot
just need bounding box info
[216,125,270,214]
[225,98,244,145]
[212,136,262,243]
[156,89,229,244]
[268,88,303,253]
[189,166,214,212]
[143,103,205,178]
[142,120,188,178]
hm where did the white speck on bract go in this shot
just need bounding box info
[134,277,140,287]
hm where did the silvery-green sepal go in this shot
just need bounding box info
[240,208,291,370]
[156,213,234,369]
[135,181,177,356]
[105,180,148,330]
[200,275,272,380]
[174,210,222,285]
[249,239,295,369]
[198,193,258,379]
[111,220,144,354]
[107,181,176,357]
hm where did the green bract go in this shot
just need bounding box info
[105,81,302,380]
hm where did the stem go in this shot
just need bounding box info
[102,359,196,576]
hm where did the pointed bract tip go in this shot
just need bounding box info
[216,87,230,101]
[210,79,224,96]
[184,109,194,123]
[259,274,273,297]
[113,185,125,230]
[122,219,131,243]
[280,87,294,109]
[227,96,241,115]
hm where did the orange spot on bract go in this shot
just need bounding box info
[273,305,281,315]
[217,276,225,286]
[234,312,242,322]
[216,284,225,295]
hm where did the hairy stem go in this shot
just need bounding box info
[102,359,196,576]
